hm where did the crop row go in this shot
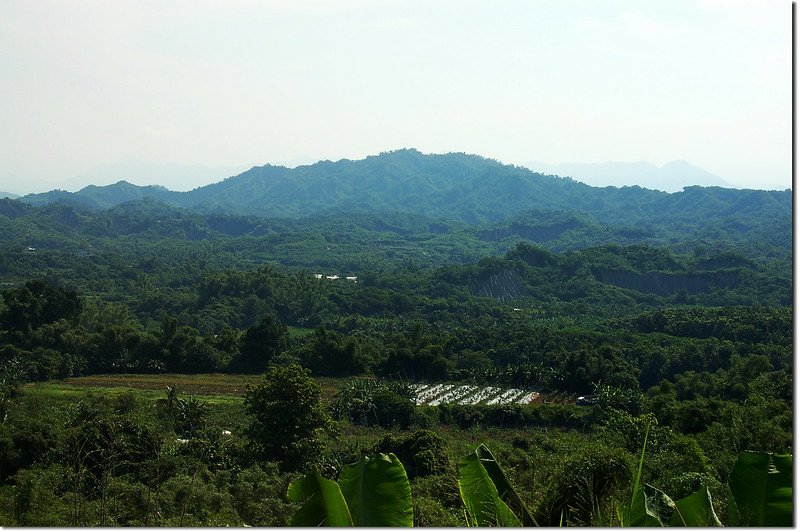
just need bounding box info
[408,383,539,406]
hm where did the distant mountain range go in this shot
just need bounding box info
[16,150,790,246]
[0,149,791,282]
[0,191,17,199]
[53,159,250,193]
[523,160,730,192]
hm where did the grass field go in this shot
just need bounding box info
[26,373,348,404]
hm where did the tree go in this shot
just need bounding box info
[303,328,367,377]
[0,357,27,424]
[231,316,287,373]
[243,364,334,471]
[0,280,81,332]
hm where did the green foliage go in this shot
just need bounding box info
[412,495,463,527]
[727,451,792,527]
[243,364,334,472]
[9,465,71,526]
[229,316,287,373]
[375,430,449,479]
[286,471,353,526]
[17,151,790,263]
[626,483,674,526]
[622,448,791,528]
[287,453,413,527]
[671,486,722,526]
[459,444,535,526]
[459,450,521,526]
[0,280,81,332]
[338,454,414,527]
[301,328,368,377]
[331,378,415,429]
[0,357,27,424]
[156,387,209,438]
[626,482,723,527]
[228,464,297,526]
[536,440,635,526]
[0,151,793,526]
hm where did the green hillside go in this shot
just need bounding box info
[17,151,791,258]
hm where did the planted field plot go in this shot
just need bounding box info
[51,373,346,401]
[57,373,263,396]
[409,383,539,406]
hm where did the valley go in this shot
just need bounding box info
[0,151,791,526]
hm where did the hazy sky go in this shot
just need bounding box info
[0,0,791,194]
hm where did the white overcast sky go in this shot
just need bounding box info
[0,0,792,193]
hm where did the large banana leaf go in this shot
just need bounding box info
[459,446,522,526]
[337,453,414,527]
[628,484,721,527]
[473,445,537,526]
[627,484,675,527]
[727,451,792,527]
[670,486,721,527]
[286,471,354,527]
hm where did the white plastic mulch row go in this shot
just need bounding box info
[515,391,539,405]
[414,383,453,405]
[458,386,502,405]
[407,383,539,406]
[428,385,477,406]
[486,388,525,405]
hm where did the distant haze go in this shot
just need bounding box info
[0,0,790,194]
[2,154,787,196]
[56,160,251,193]
[524,160,731,193]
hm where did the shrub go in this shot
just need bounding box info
[375,429,449,479]
[534,442,634,526]
[243,364,334,472]
[331,378,415,429]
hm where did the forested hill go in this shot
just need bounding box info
[22,181,179,209]
[19,149,791,228]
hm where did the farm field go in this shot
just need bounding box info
[409,383,543,406]
[56,373,264,396]
[47,373,348,401]
[41,374,554,407]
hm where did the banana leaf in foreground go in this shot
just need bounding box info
[727,451,792,527]
[459,445,526,527]
[286,471,353,527]
[338,453,414,527]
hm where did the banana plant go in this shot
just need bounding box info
[624,451,792,527]
[338,453,414,527]
[727,451,792,527]
[287,472,353,526]
[626,483,721,527]
[287,453,413,527]
[287,446,791,527]
[458,444,536,527]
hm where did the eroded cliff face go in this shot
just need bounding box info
[592,268,739,296]
[470,268,527,301]
[479,219,583,243]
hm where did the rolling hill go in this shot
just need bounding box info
[13,149,791,263]
[19,149,790,218]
